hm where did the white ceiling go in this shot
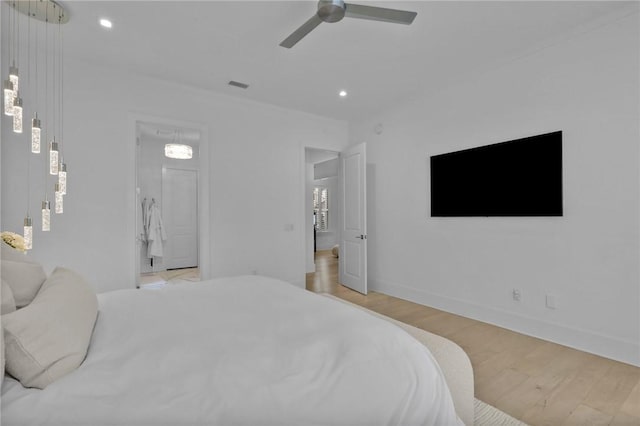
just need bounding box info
[55,1,636,121]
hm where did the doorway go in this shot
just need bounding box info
[134,118,209,288]
[304,148,340,274]
[303,144,368,294]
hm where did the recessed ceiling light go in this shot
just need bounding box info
[339,90,348,97]
[99,18,112,29]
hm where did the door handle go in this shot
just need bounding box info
[356,235,366,240]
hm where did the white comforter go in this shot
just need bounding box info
[2,276,462,426]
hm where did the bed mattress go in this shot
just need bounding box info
[1,275,462,425]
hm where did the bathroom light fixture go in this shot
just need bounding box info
[339,90,347,97]
[165,143,193,160]
[99,18,112,29]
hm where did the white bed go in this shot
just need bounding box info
[2,275,471,426]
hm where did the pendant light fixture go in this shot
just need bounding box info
[24,215,32,250]
[58,162,66,194]
[12,91,22,133]
[31,1,41,154]
[54,183,63,214]
[3,79,14,115]
[3,0,70,247]
[42,199,50,231]
[9,65,19,113]
[49,138,59,174]
[31,115,41,153]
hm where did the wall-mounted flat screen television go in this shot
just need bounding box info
[430,131,563,217]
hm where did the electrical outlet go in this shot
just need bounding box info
[512,289,522,301]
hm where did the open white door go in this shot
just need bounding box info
[340,143,367,294]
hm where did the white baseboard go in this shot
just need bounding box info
[369,278,640,367]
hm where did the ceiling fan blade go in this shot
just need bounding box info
[280,14,323,48]
[344,3,417,25]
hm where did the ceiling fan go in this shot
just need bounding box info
[280,0,417,48]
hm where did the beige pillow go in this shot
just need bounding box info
[1,279,16,314]
[3,267,98,389]
[1,260,47,308]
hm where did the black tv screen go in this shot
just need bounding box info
[430,131,563,217]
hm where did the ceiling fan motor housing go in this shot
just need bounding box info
[318,0,346,23]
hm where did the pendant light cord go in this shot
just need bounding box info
[26,1,31,217]
[43,3,49,197]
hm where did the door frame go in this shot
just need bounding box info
[130,112,211,287]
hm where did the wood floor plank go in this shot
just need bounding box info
[305,250,640,426]
[475,367,530,405]
[494,372,565,420]
[609,411,640,425]
[561,404,612,426]
[520,355,612,425]
[620,379,640,418]
[584,363,640,416]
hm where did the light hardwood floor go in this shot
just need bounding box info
[306,250,640,426]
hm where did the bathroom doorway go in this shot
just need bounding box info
[135,119,207,288]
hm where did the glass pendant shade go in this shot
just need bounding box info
[3,79,14,116]
[32,117,41,153]
[55,183,63,214]
[9,66,19,95]
[58,163,67,194]
[12,94,23,133]
[50,140,59,175]
[165,144,193,160]
[24,216,33,250]
[42,200,51,231]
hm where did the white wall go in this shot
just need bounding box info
[349,13,639,365]
[1,56,348,293]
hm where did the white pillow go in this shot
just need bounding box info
[1,279,16,314]
[1,260,47,308]
[1,242,47,308]
[1,241,28,262]
[3,267,98,389]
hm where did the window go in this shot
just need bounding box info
[313,187,329,231]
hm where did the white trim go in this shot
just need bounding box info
[129,112,211,288]
[369,278,640,367]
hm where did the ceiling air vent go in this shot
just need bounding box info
[228,80,249,89]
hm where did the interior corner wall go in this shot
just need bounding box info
[349,13,640,366]
[0,55,348,293]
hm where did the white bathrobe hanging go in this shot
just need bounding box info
[146,204,167,258]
